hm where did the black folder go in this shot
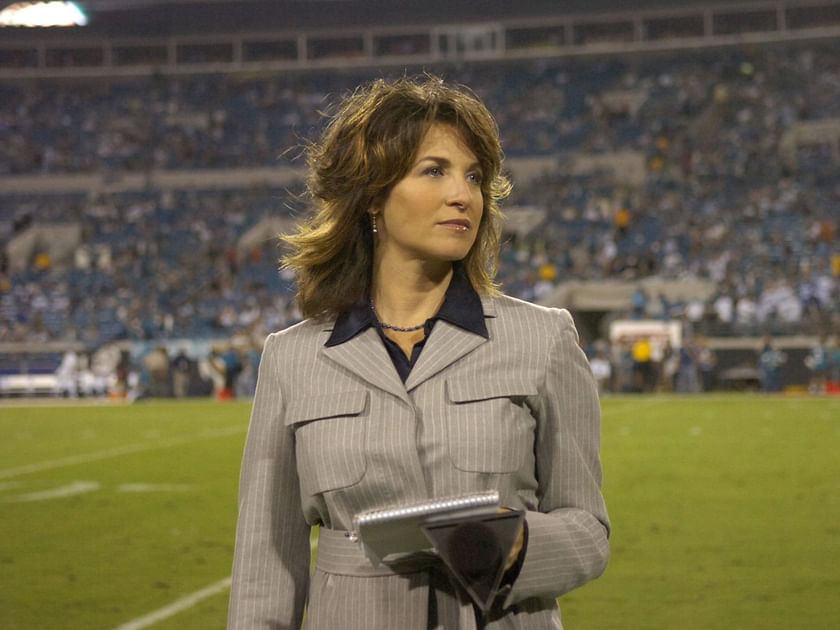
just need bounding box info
[421,508,524,611]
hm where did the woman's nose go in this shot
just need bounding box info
[446,174,473,209]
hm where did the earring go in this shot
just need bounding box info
[371,214,378,234]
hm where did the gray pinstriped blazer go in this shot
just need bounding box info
[228,295,609,630]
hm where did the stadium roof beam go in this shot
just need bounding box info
[1,0,840,78]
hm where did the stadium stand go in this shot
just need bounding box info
[1,0,838,396]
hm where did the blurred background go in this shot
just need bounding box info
[0,2,839,628]
[1,0,839,399]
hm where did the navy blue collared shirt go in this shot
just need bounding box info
[325,266,488,382]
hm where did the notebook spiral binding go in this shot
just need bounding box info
[349,491,500,542]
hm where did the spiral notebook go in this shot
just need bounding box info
[351,491,524,611]
[351,492,500,560]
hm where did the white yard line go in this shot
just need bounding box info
[0,426,245,480]
[116,483,194,493]
[112,577,231,630]
[0,398,129,408]
[7,480,100,502]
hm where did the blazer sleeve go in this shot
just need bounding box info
[228,333,311,630]
[504,308,610,607]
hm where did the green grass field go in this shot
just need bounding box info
[1,395,838,629]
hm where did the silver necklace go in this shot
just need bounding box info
[370,302,427,332]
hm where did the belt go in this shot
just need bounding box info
[315,528,481,629]
[315,526,442,576]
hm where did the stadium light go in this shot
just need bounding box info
[0,1,88,27]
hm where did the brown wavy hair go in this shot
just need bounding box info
[282,75,511,320]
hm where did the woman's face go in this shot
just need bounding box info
[372,123,484,271]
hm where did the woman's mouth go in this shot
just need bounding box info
[438,219,471,231]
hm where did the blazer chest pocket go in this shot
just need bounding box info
[446,377,537,473]
[286,391,368,496]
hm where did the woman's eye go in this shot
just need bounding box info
[425,166,443,177]
[467,172,483,184]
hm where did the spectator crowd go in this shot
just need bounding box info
[1,41,838,350]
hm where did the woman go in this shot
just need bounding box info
[228,76,609,630]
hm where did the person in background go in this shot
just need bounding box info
[631,336,653,393]
[827,336,840,394]
[228,76,609,630]
[803,335,829,394]
[659,340,678,392]
[675,338,700,393]
[757,337,786,393]
[696,337,717,393]
[590,347,613,394]
[171,348,191,398]
[55,349,78,398]
[630,286,647,319]
[220,344,242,398]
[234,340,261,398]
[113,349,133,399]
[142,346,171,398]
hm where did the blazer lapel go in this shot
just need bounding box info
[404,297,496,392]
[320,327,410,403]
